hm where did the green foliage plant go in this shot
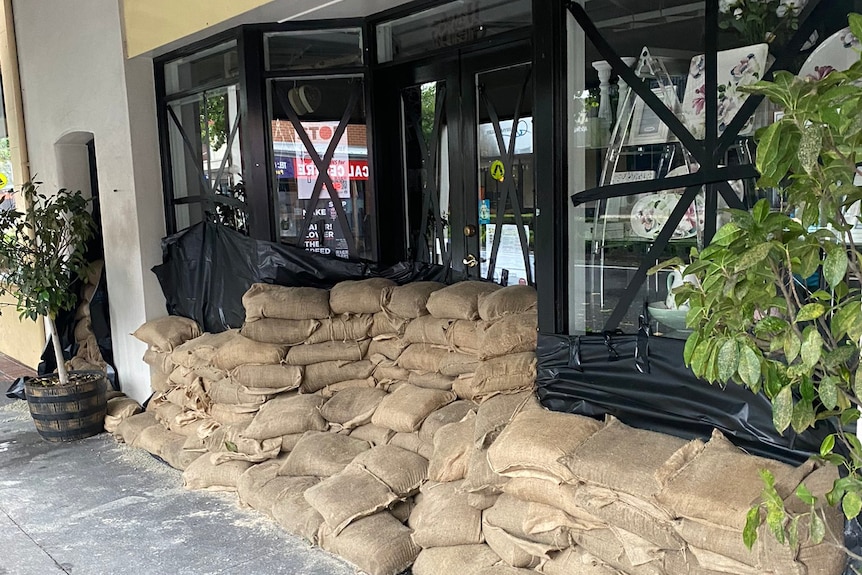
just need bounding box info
[653,13,862,555]
[0,182,95,386]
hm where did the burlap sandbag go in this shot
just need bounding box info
[478,313,537,360]
[477,285,537,321]
[396,343,451,373]
[143,348,175,374]
[440,352,481,377]
[408,371,455,390]
[319,377,378,397]
[209,403,258,427]
[571,527,664,575]
[368,337,409,361]
[482,517,551,569]
[160,436,205,471]
[236,460,299,517]
[462,446,509,495]
[352,444,429,495]
[206,378,269,405]
[349,423,395,446]
[281,432,304,452]
[426,281,502,320]
[240,318,320,344]
[389,432,435,460]
[484,493,579,548]
[411,544,502,575]
[488,409,601,483]
[305,465,398,533]
[330,278,396,315]
[319,387,388,429]
[204,425,282,463]
[286,339,370,366]
[229,363,303,390]
[409,480,483,548]
[561,416,701,500]
[446,320,484,354]
[169,329,238,368]
[540,547,621,575]
[428,412,476,483]
[182,453,253,491]
[302,360,375,393]
[135,424,179,458]
[473,391,538,449]
[382,281,445,318]
[419,400,477,443]
[115,411,159,444]
[373,360,410,382]
[370,311,410,338]
[104,396,142,433]
[389,497,415,524]
[168,365,200,389]
[243,393,327,440]
[278,430,370,477]
[305,314,374,344]
[788,465,846,575]
[655,429,815,530]
[132,315,201,352]
[242,283,331,321]
[211,335,287,371]
[150,370,172,393]
[318,511,420,575]
[404,315,454,345]
[372,384,456,432]
[501,478,601,529]
[472,352,537,395]
[270,476,323,543]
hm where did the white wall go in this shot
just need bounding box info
[13,0,166,402]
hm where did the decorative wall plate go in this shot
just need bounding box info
[798,27,860,81]
[628,166,704,240]
[681,43,769,140]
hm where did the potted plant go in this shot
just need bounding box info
[654,12,862,556]
[0,181,103,441]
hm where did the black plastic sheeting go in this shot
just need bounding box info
[152,222,466,333]
[536,332,839,465]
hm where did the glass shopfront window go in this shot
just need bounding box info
[265,29,363,71]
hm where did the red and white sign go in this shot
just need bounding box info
[295,121,351,199]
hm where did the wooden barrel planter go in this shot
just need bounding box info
[24,371,108,442]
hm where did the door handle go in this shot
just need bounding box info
[463,254,478,267]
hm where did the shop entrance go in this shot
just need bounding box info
[379,41,535,285]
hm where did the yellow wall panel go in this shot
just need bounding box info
[122,0,273,58]
[0,294,44,369]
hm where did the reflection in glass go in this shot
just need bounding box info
[264,29,363,71]
[164,41,238,95]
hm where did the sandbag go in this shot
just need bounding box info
[330,278,395,315]
[471,352,537,395]
[368,337,410,361]
[351,444,429,495]
[150,370,172,393]
[478,312,537,360]
[229,363,303,390]
[370,311,410,338]
[143,348,175,374]
[160,436,205,471]
[209,403,258,427]
[396,343,451,373]
[411,544,502,575]
[132,315,201,352]
[206,378,269,405]
[114,411,159,444]
[242,283,331,321]
[561,416,700,499]
[462,446,509,495]
[484,494,576,549]
[655,429,815,530]
[426,281,502,320]
[372,384,456,433]
[439,352,481,377]
[319,377,378,397]
[372,359,410,382]
[204,425,282,463]
[104,396,142,433]
[240,318,320,344]
[286,339,369,366]
[243,393,327,440]
[501,478,599,527]
[446,320,484,354]
[302,360,375,393]
[408,371,455,390]
[237,460,295,516]
[488,409,601,483]
[404,316,454,345]
[382,281,445,318]
[182,453,253,491]
[211,335,287,371]
[304,465,398,534]
[349,423,395,447]
[482,518,550,569]
[278,430,370,477]
[388,432,435,460]
[271,476,323,543]
[318,511,420,575]
[428,412,476,483]
[409,480,483,548]
[571,527,664,575]
[319,387,388,430]
[135,424,179,458]
[169,329,238,368]
[419,400,478,443]
[540,547,621,575]
[473,391,538,449]
[305,314,373,344]
[477,285,537,321]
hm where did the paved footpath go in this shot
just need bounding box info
[0,391,357,575]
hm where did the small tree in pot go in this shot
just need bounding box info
[0,182,95,385]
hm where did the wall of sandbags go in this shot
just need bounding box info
[115,279,846,575]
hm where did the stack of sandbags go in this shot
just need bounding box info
[68,260,108,373]
[133,315,201,394]
[103,390,142,434]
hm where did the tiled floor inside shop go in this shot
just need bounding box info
[0,354,356,575]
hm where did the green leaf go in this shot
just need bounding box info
[795,303,825,323]
[850,13,862,45]
[819,376,840,410]
[712,222,742,246]
[683,332,700,367]
[796,482,816,505]
[224,441,238,453]
[717,339,739,382]
[753,198,770,223]
[843,491,862,519]
[734,243,773,273]
[691,340,712,379]
[798,124,822,174]
[823,244,849,288]
[800,327,823,370]
[784,331,801,364]
[743,506,761,550]
[738,345,761,388]
[810,510,826,545]
[773,385,793,433]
